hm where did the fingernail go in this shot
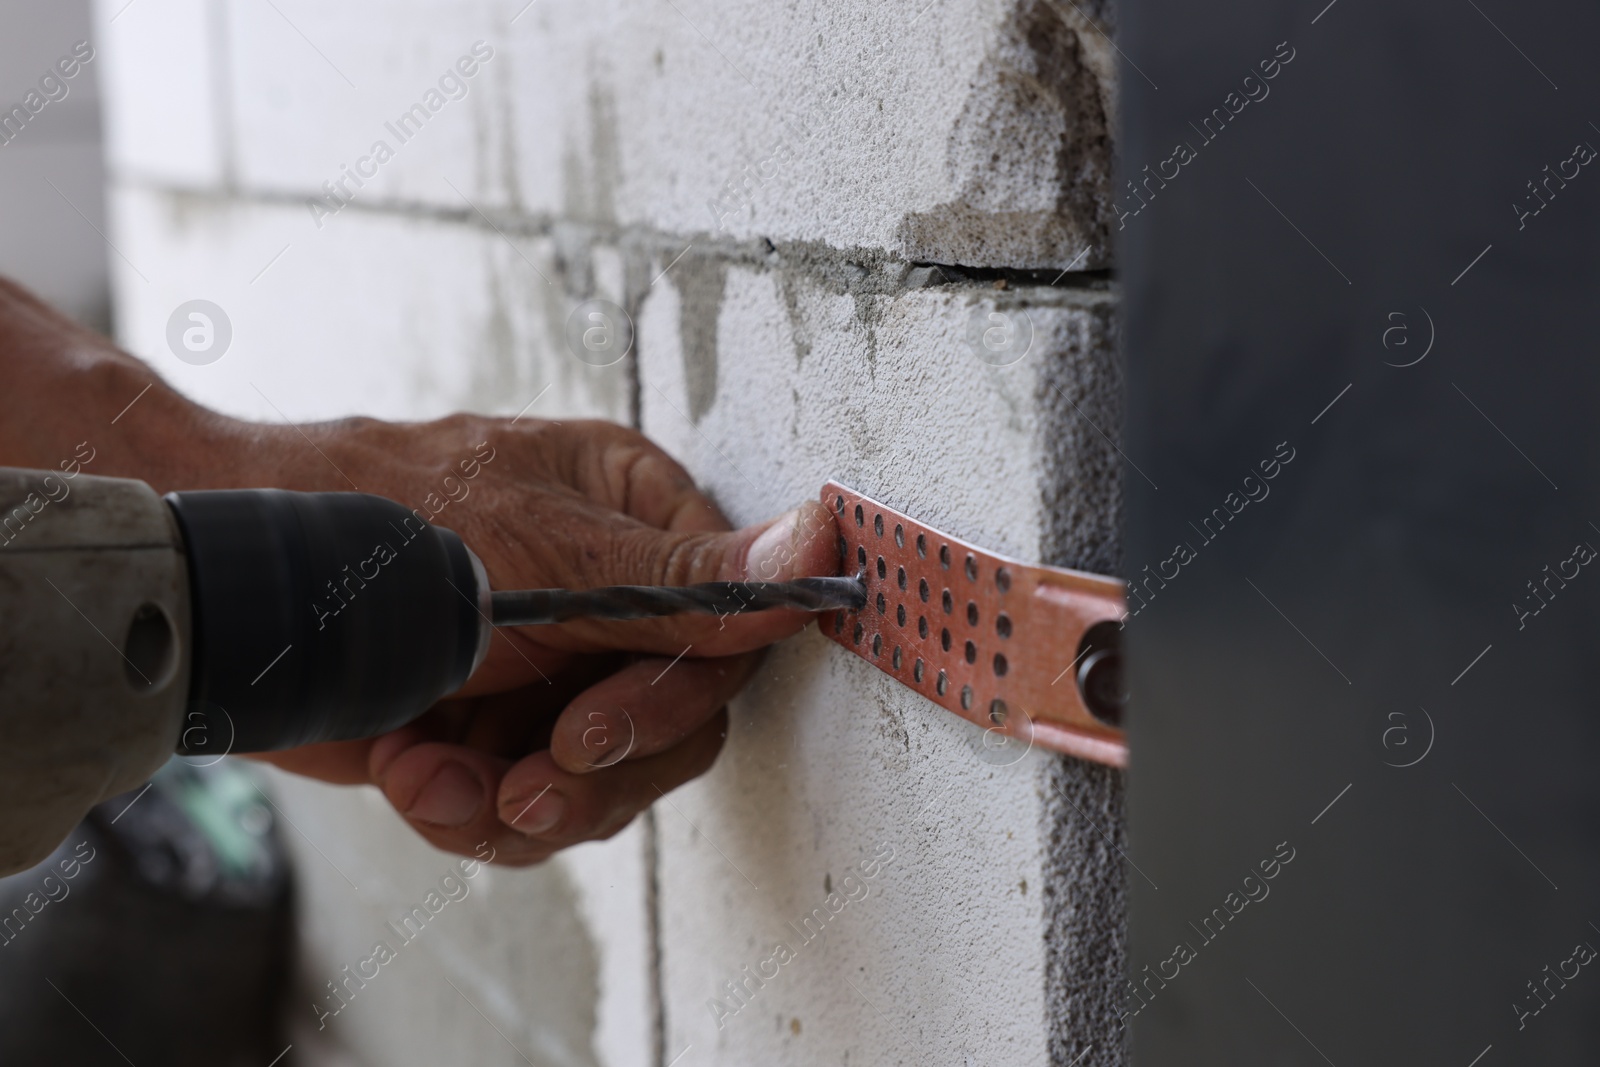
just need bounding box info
[404,763,484,828]
[747,506,803,581]
[504,788,566,836]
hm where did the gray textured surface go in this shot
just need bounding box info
[1037,294,1126,1067]
[895,0,1117,270]
[102,0,1118,269]
[1043,758,1127,1067]
[640,263,1125,1065]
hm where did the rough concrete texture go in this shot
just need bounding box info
[106,188,634,424]
[95,0,1127,1061]
[264,771,653,1067]
[1035,298,1127,1066]
[98,0,1116,270]
[638,264,1126,1064]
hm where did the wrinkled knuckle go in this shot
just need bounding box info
[606,443,654,504]
[562,418,623,448]
[658,532,718,585]
[609,442,652,474]
[602,528,666,586]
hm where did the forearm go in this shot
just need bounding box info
[0,277,491,509]
[0,278,263,490]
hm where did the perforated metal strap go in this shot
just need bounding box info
[819,482,1129,768]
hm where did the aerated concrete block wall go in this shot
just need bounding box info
[92,0,1126,1063]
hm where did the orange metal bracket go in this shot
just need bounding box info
[818,482,1129,768]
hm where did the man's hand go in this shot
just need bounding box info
[0,277,837,866]
[245,415,838,865]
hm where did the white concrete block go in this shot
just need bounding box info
[638,263,1122,1064]
[266,768,653,1067]
[638,262,1114,554]
[591,0,1117,268]
[93,0,228,186]
[561,821,658,1067]
[224,0,517,214]
[655,645,1060,1064]
[205,0,1113,268]
[105,185,632,424]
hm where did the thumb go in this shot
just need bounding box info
[736,499,843,584]
[584,499,842,655]
[616,498,840,587]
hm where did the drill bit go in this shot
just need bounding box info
[490,575,867,627]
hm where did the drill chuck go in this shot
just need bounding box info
[166,489,490,755]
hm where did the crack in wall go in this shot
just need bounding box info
[644,809,667,1067]
[126,183,1113,301]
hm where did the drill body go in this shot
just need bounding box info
[0,468,191,875]
[0,467,489,875]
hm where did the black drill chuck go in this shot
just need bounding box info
[165,489,489,754]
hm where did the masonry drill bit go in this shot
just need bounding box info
[490,576,867,627]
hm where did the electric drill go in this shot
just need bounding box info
[0,466,491,874]
[0,466,862,875]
